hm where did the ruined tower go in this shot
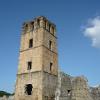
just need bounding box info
[15,16,58,100]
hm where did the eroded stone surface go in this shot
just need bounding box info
[1,16,99,100]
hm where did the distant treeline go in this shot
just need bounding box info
[0,91,14,97]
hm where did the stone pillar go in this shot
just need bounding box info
[40,17,46,28]
[34,20,38,29]
[46,21,49,31]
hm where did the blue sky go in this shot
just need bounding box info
[0,0,100,93]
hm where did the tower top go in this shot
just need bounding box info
[34,16,56,27]
[22,16,56,35]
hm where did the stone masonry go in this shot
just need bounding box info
[14,16,58,100]
[55,72,99,100]
[1,16,99,100]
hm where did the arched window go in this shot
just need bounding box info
[49,24,51,32]
[25,84,33,95]
[31,21,34,30]
[50,62,53,71]
[44,20,46,28]
[37,19,40,27]
[49,40,52,50]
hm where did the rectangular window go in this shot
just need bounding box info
[29,39,33,48]
[27,61,32,70]
[50,62,53,71]
[49,40,52,50]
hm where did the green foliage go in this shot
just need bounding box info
[0,91,13,97]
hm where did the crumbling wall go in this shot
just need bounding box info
[90,85,100,100]
[71,76,93,100]
[55,72,99,100]
[60,72,72,100]
[1,73,100,100]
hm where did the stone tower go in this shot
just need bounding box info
[15,16,58,100]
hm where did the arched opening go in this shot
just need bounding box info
[25,84,33,95]
[49,40,52,50]
[52,27,54,35]
[49,24,51,32]
[50,62,53,72]
[31,21,34,30]
[67,90,71,96]
[37,19,40,27]
[44,20,46,28]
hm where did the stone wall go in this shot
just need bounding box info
[90,85,100,100]
[42,71,57,100]
[1,73,100,100]
[15,16,58,100]
[0,96,14,100]
[55,71,100,100]
[15,71,43,100]
[60,72,72,100]
[71,76,92,100]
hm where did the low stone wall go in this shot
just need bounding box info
[0,96,14,100]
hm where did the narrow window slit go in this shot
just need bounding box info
[27,61,32,70]
[29,39,33,48]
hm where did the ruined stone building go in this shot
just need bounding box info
[1,16,99,100]
[15,16,58,100]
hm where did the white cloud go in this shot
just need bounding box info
[83,16,100,48]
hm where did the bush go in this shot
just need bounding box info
[0,91,12,97]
